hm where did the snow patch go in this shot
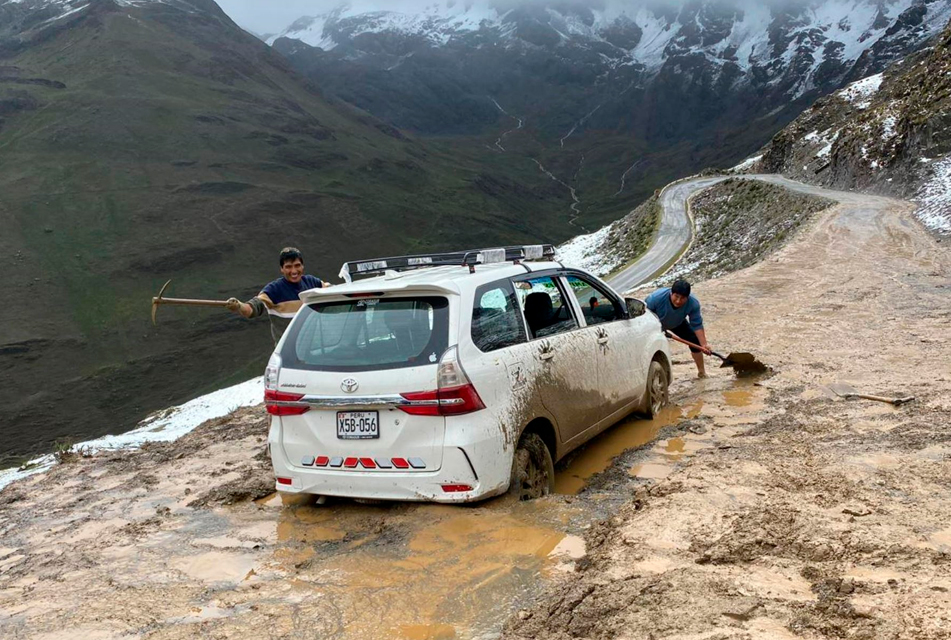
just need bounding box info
[732,155,762,172]
[837,72,884,109]
[0,377,264,491]
[914,156,951,234]
[557,225,616,276]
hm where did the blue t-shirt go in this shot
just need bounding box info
[259,275,323,319]
[645,287,704,332]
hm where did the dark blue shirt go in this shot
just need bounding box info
[645,287,704,332]
[259,275,323,317]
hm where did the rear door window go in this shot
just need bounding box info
[471,279,527,352]
[513,275,579,339]
[565,275,623,326]
[281,297,449,371]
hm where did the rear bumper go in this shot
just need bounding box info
[269,418,511,503]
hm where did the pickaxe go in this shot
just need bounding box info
[151,280,232,325]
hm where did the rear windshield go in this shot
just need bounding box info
[281,296,449,372]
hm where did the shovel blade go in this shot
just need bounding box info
[720,352,768,375]
[827,382,858,397]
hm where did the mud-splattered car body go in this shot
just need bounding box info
[265,258,671,503]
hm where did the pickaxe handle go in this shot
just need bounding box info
[151,279,233,325]
[152,297,231,308]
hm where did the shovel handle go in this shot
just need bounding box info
[663,331,721,360]
[850,393,915,406]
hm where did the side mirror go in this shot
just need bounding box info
[626,298,646,318]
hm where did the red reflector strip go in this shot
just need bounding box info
[359,458,376,469]
[314,456,330,467]
[441,484,473,493]
[391,458,410,469]
[276,477,293,486]
[343,457,359,468]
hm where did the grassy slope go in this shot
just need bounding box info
[0,1,574,465]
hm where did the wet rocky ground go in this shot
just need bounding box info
[505,189,951,639]
[1,186,949,640]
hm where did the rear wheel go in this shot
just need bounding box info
[510,432,555,500]
[644,361,669,418]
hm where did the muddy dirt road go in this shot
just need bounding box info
[0,379,760,639]
[2,180,949,640]
[507,188,951,638]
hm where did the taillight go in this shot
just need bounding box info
[264,353,281,390]
[399,346,485,416]
[265,389,309,416]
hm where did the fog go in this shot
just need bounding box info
[216,0,812,36]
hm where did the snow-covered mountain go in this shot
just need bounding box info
[269,0,951,100]
[750,15,951,234]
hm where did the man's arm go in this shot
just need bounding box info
[226,294,270,319]
[687,298,711,354]
[694,328,712,355]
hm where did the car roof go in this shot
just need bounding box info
[300,261,566,301]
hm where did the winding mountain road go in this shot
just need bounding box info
[606,173,862,293]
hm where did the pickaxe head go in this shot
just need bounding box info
[151,279,172,325]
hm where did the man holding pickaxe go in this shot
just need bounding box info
[645,279,712,378]
[226,247,332,344]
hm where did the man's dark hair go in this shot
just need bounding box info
[671,279,691,297]
[279,247,303,266]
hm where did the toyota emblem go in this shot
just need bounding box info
[341,378,359,394]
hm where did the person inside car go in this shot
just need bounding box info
[645,279,712,378]
[226,247,332,344]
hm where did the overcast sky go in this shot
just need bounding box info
[216,1,340,34]
[215,0,804,36]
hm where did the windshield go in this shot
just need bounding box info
[281,296,449,372]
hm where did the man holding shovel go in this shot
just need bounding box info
[645,279,712,378]
[226,247,332,344]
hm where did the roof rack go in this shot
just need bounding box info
[338,244,556,283]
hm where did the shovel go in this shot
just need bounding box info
[151,280,232,325]
[827,383,915,406]
[663,331,768,375]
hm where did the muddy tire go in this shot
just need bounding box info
[643,360,669,418]
[510,432,555,501]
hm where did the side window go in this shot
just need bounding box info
[471,280,528,352]
[514,276,579,339]
[566,275,622,326]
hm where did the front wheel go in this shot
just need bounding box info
[644,360,669,418]
[510,432,555,500]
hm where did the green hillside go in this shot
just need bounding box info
[0,0,573,465]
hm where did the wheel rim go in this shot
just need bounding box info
[516,448,549,500]
[650,369,668,415]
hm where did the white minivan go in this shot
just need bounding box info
[265,246,671,503]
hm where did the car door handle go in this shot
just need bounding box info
[539,351,555,361]
[597,337,609,345]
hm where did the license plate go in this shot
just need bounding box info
[337,411,379,440]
